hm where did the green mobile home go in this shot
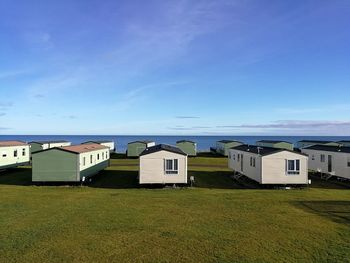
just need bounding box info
[176,140,197,156]
[30,140,71,154]
[32,144,110,182]
[127,140,155,157]
[0,141,30,169]
[297,140,340,149]
[216,140,243,156]
[337,140,350,147]
[256,140,294,151]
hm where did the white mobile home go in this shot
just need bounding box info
[301,145,350,180]
[32,144,110,182]
[228,145,308,185]
[30,140,71,154]
[139,144,188,184]
[0,141,30,169]
[83,140,115,152]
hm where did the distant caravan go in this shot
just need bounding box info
[0,141,30,170]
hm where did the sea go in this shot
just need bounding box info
[1,135,349,152]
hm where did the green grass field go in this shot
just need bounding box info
[0,154,349,262]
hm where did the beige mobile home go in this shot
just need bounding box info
[32,144,110,182]
[301,145,350,180]
[30,140,71,154]
[228,145,309,185]
[83,140,115,152]
[139,144,188,184]
[256,140,294,151]
[0,141,30,169]
[216,140,243,156]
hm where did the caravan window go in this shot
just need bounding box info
[320,154,325,162]
[347,157,350,167]
[14,150,18,157]
[250,157,256,167]
[165,159,179,175]
[286,160,300,175]
[22,148,26,156]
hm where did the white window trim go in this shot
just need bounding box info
[286,159,300,175]
[164,159,179,175]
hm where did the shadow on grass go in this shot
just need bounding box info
[190,171,261,189]
[197,152,226,158]
[309,173,350,190]
[293,201,350,226]
[110,153,127,159]
[0,168,32,186]
[89,169,140,189]
[0,167,260,190]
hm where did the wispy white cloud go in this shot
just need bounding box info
[23,31,54,50]
[175,116,200,119]
[112,81,188,111]
[218,120,350,129]
[0,102,13,107]
[276,104,350,114]
[0,69,30,79]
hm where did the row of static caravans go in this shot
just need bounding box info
[30,140,116,154]
[217,139,350,157]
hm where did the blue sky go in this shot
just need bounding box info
[0,0,349,135]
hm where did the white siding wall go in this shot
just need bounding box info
[262,151,308,184]
[228,149,262,183]
[139,150,187,184]
[302,149,350,180]
[146,142,156,147]
[100,142,115,152]
[0,145,30,168]
[79,149,110,172]
[41,142,71,150]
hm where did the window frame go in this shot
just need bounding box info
[165,159,179,175]
[286,159,300,175]
[320,154,325,163]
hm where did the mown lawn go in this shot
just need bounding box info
[0,154,349,263]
